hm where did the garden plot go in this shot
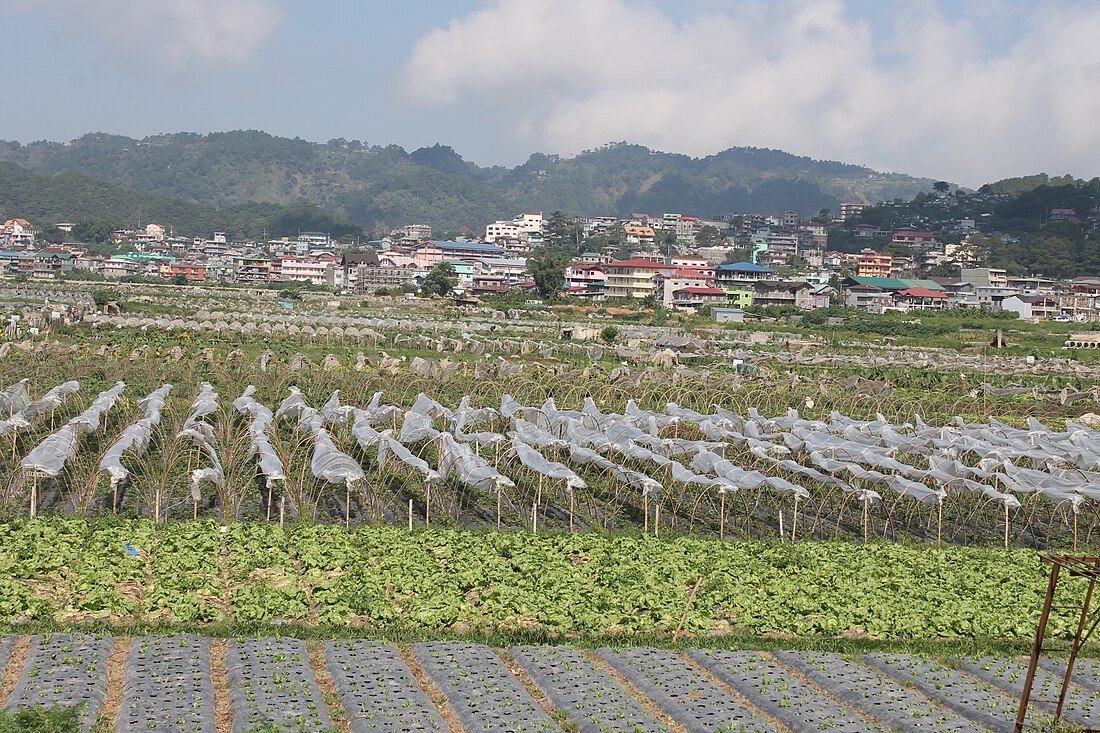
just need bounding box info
[325,640,448,733]
[861,653,1025,733]
[3,633,113,732]
[510,645,670,733]
[771,651,983,733]
[116,635,215,733]
[598,647,776,733]
[225,637,331,733]
[1038,657,1100,693]
[955,656,1100,728]
[687,650,882,733]
[412,640,562,733]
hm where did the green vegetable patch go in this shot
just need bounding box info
[0,518,1084,641]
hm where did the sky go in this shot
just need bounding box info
[0,0,1097,187]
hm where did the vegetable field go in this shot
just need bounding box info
[0,518,1088,638]
[0,636,1098,733]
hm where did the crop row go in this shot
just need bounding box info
[2,636,1099,733]
[0,517,1089,638]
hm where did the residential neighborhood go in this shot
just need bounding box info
[5,196,1100,322]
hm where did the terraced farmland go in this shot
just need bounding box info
[0,636,1095,733]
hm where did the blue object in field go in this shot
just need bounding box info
[125,543,141,557]
[282,302,293,310]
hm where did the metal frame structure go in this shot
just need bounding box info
[1015,554,1100,733]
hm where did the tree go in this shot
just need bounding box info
[36,224,66,244]
[543,211,582,252]
[926,262,961,277]
[527,251,571,298]
[933,181,951,193]
[171,274,188,286]
[72,220,116,244]
[420,262,457,296]
[1033,235,1076,278]
[600,326,619,344]
[696,225,723,247]
[91,289,113,310]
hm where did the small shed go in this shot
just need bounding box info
[712,307,745,323]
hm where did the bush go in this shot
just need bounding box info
[600,326,619,344]
[0,705,82,732]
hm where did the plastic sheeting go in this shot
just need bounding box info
[99,384,171,488]
[437,432,514,492]
[21,382,126,478]
[233,386,286,488]
[510,436,586,491]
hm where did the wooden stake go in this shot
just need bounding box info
[791,498,799,542]
[862,497,869,544]
[1074,510,1079,552]
[719,492,726,540]
[408,498,413,531]
[279,496,285,527]
[193,496,198,520]
[1004,502,1010,549]
[30,474,37,519]
[779,510,784,541]
[266,485,273,522]
[155,486,161,523]
[569,491,575,533]
[672,577,704,642]
[424,483,431,528]
[345,486,351,528]
[937,500,943,546]
[532,500,538,534]
[655,503,661,537]
[644,494,649,534]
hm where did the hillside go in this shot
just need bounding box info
[0,160,360,241]
[0,132,938,232]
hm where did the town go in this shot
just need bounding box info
[3,196,1097,322]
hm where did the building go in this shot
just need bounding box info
[1002,295,1059,322]
[856,250,893,278]
[712,307,746,323]
[839,202,865,222]
[891,287,948,311]
[670,286,727,311]
[961,267,1009,289]
[603,258,676,299]
[714,262,778,289]
[485,220,523,242]
[403,224,432,241]
[622,225,656,246]
[654,267,716,307]
[277,255,338,287]
[564,264,607,294]
[234,257,275,284]
[752,281,816,309]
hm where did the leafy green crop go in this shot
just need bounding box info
[0,517,1083,640]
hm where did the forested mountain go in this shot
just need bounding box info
[0,161,360,241]
[0,132,936,232]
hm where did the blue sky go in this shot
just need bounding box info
[0,0,1092,186]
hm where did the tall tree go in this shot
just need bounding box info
[420,262,457,296]
[527,251,572,298]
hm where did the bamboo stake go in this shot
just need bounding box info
[155,486,161,523]
[345,485,351,528]
[937,500,943,546]
[1004,502,1010,549]
[424,483,431,528]
[791,498,799,542]
[30,474,37,519]
[266,485,273,522]
[779,510,784,541]
[644,494,649,534]
[719,492,725,540]
[655,503,661,538]
[279,496,285,527]
[673,577,704,642]
[496,489,502,529]
[862,497,869,544]
[532,500,538,534]
[408,498,413,531]
[569,491,575,533]
[1075,510,1079,552]
[193,496,198,520]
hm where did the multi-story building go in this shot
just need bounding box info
[403,224,432,241]
[714,262,778,289]
[234,256,275,284]
[623,225,656,246]
[839,202,866,222]
[603,258,676,299]
[564,264,607,294]
[277,255,338,287]
[856,250,893,278]
[485,220,523,242]
[654,267,716,307]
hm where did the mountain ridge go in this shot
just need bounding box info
[0,131,939,232]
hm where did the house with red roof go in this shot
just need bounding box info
[892,287,948,311]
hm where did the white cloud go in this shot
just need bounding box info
[401,0,1100,185]
[11,0,284,75]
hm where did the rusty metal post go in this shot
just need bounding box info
[1016,562,1061,733]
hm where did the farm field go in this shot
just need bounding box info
[0,634,1096,733]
